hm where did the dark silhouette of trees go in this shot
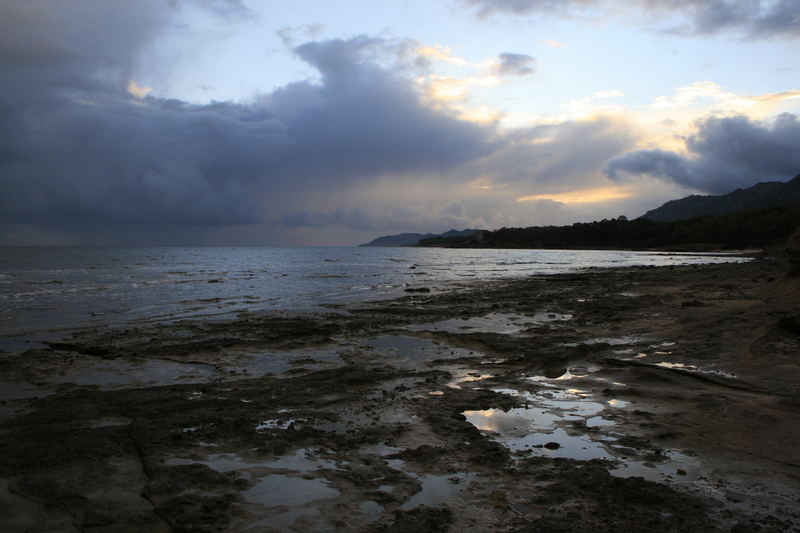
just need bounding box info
[418,202,800,250]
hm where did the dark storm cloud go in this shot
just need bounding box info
[0,2,496,231]
[267,37,497,181]
[605,113,800,193]
[462,0,800,39]
[273,115,640,234]
[278,201,474,233]
[493,53,536,77]
[279,208,389,232]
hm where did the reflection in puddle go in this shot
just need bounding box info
[655,362,697,370]
[464,386,610,459]
[511,428,612,460]
[463,382,698,481]
[245,475,339,506]
[386,457,471,510]
[611,450,700,482]
[586,416,615,427]
[402,473,469,510]
[464,406,561,434]
[360,443,404,457]
[529,364,600,383]
[447,370,494,389]
[245,475,339,530]
[166,449,336,474]
[406,312,572,335]
[644,360,736,379]
[256,419,299,430]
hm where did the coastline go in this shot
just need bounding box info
[1,256,799,531]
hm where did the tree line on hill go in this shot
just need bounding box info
[417,202,800,251]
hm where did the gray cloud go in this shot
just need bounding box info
[462,0,800,39]
[278,200,476,233]
[493,53,536,76]
[465,0,593,17]
[187,0,253,18]
[605,113,800,193]
[0,2,497,236]
[469,115,637,189]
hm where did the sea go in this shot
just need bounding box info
[0,246,749,349]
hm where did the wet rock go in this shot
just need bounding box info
[681,300,706,307]
[544,442,561,450]
[404,287,431,293]
[787,227,800,277]
[778,315,800,336]
[46,342,110,357]
[370,506,452,533]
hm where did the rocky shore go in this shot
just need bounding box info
[1,256,799,532]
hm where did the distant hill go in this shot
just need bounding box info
[359,229,480,247]
[418,202,800,251]
[641,174,800,222]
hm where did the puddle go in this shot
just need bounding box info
[245,474,339,506]
[165,453,266,472]
[464,406,562,434]
[655,362,697,370]
[360,335,476,369]
[256,419,299,431]
[611,450,701,482]
[88,416,131,428]
[586,416,615,427]
[383,456,471,510]
[245,475,339,530]
[632,359,736,379]
[360,443,404,457]
[512,428,613,459]
[402,473,470,510]
[358,501,383,522]
[564,335,644,347]
[447,370,494,389]
[406,312,572,335]
[529,364,600,383]
[43,359,215,390]
[238,347,343,377]
[0,381,54,401]
[166,449,336,474]
[463,385,614,460]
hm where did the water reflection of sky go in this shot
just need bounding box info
[0,246,749,346]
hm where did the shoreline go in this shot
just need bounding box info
[1,257,799,531]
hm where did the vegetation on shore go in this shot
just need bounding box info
[418,201,800,250]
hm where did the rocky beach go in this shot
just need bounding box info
[1,255,799,532]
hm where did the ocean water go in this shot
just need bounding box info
[0,246,747,347]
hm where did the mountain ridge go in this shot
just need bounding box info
[641,174,800,222]
[358,229,480,247]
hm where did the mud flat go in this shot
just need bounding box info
[1,256,799,532]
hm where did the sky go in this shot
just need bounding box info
[1,0,798,246]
